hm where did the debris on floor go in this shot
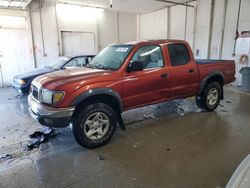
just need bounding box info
[143,114,157,120]
[132,178,137,185]
[133,142,141,148]
[7,94,25,100]
[133,144,137,148]
[220,110,228,112]
[97,155,105,161]
[25,127,58,151]
[15,94,25,99]
[0,154,13,161]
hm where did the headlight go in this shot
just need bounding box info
[15,79,26,85]
[41,89,53,104]
[40,89,64,105]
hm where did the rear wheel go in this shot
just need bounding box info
[72,103,117,149]
[196,82,222,112]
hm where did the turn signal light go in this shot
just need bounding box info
[53,92,65,103]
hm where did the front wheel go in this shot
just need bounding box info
[196,82,222,112]
[72,103,117,149]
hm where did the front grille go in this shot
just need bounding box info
[31,85,39,100]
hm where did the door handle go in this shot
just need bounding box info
[188,69,194,73]
[161,73,168,78]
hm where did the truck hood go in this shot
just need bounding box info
[33,67,111,89]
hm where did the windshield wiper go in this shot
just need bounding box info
[89,63,112,70]
[86,64,94,69]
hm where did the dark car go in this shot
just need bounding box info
[13,55,94,95]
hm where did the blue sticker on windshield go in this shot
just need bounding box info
[116,47,129,52]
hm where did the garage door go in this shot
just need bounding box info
[62,31,95,56]
[0,29,33,87]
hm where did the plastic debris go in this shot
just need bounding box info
[0,154,13,161]
[133,142,140,148]
[143,114,156,120]
[132,178,137,182]
[220,110,228,112]
[97,155,105,161]
[25,127,58,151]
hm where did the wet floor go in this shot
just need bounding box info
[0,86,250,188]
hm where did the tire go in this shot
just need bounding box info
[196,82,222,112]
[72,103,117,149]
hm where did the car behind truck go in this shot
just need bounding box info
[28,40,236,148]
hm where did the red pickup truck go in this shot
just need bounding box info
[28,40,235,148]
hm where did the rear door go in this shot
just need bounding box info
[166,43,199,98]
[122,45,170,108]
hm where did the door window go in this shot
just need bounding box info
[167,44,190,66]
[64,57,86,68]
[131,45,164,69]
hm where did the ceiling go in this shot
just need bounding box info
[0,0,192,12]
[0,0,32,9]
[53,0,193,13]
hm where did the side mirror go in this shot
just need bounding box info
[127,60,143,72]
[83,59,89,67]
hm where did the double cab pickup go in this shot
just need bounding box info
[28,40,236,148]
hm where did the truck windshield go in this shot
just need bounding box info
[89,45,133,70]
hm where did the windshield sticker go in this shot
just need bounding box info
[116,47,129,52]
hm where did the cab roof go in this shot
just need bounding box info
[123,39,186,46]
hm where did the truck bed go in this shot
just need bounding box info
[196,59,234,64]
[196,59,236,85]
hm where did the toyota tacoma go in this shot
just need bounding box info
[28,40,236,148]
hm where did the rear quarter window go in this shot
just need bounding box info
[167,44,190,66]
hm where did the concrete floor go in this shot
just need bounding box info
[0,86,250,188]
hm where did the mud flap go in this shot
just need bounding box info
[221,88,224,100]
[117,113,126,131]
[195,96,203,109]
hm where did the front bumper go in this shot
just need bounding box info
[28,94,75,128]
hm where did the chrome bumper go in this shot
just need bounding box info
[28,94,75,128]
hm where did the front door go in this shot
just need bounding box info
[122,45,170,109]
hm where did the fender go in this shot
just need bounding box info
[72,88,123,112]
[71,88,126,130]
[198,71,224,96]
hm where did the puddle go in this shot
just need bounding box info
[122,98,198,126]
